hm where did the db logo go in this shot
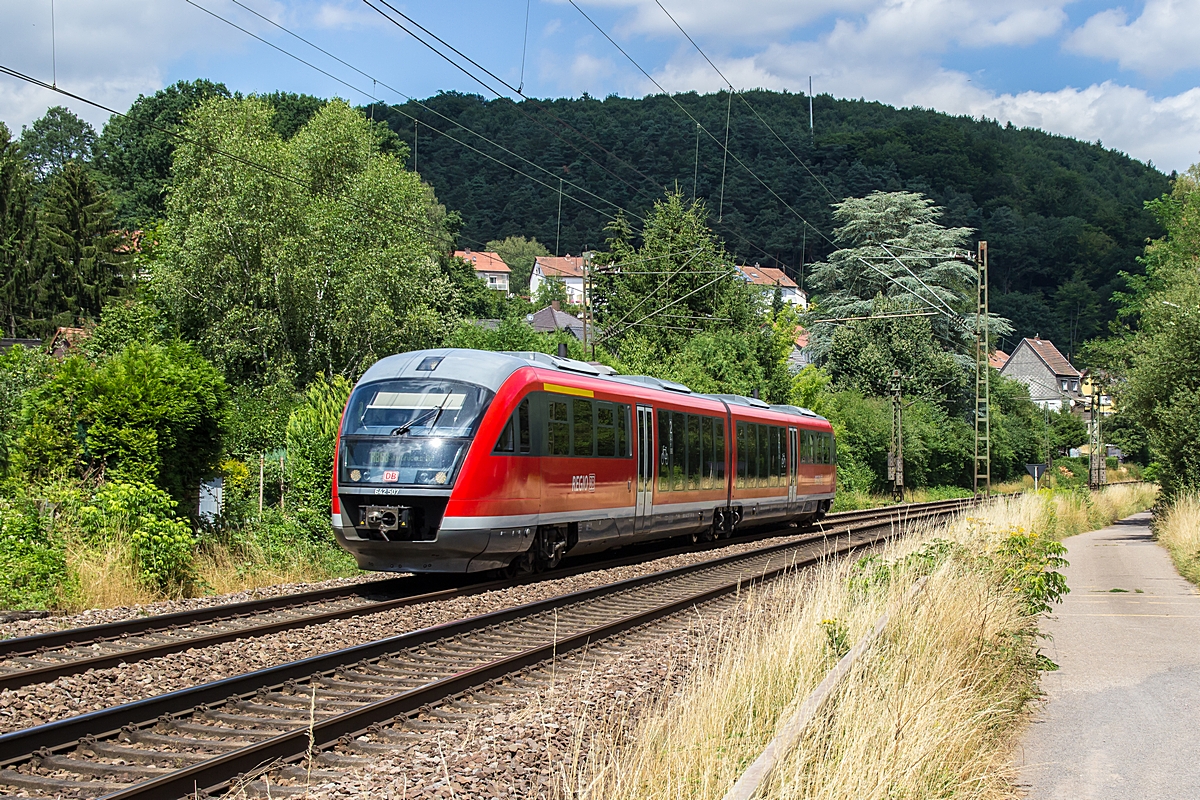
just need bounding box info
[383,470,399,483]
[571,474,596,493]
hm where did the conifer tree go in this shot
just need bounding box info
[0,122,39,337]
[36,162,126,331]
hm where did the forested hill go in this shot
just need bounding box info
[381,90,1170,349]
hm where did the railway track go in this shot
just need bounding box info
[0,497,973,799]
[0,499,968,693]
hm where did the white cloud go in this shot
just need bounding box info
[311,1,384,30]
[631,0,1199,171]
[1066,0,1200,77]
[0,0,235,132]
[974,84,1200,172]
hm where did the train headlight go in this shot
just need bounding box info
[350,469,361,482]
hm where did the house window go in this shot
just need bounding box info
[1061,380,1068,391]
[1071,381,1079,391]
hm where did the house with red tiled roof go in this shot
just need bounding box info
[454,249,511,293]
[530,255,587,304]
[999,337,1082,411]
[988,349,1010,370]
[737,264,808,309]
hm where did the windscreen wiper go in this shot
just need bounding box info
[390,392,452,436]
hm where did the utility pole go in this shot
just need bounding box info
[974,242,991,498]
[808,77,814,142]
[888,369,904,502]
[1088,388,1106,488]
[582,251,591,358]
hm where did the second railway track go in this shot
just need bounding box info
[0,497,974,799]
[0,499,969,693]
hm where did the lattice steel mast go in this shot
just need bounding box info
[974,242,991,498]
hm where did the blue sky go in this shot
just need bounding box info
[2,0,1199,172]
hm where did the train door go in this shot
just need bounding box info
[635,405,654,534]
[788,427,799,507]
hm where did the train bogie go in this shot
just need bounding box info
[332,349,836,573]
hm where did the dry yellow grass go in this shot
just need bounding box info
[559,489,1150,800]
[1049,482,1158,539]
[1155,494,1200,586]
[65,540,158,610]
[193,541,350,596]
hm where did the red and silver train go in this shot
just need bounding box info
[332,348,836,573]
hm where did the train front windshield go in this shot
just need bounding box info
[339,379,493,487]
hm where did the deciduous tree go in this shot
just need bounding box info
[156,96,459,386]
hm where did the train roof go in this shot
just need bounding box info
[357,348,829,424]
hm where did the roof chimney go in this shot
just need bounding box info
[551,300,560,311]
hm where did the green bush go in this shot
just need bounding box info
[80,480,197,593]
[285,376,351,530]
[0,497,70,609]
[15,341,227,504]
[995,528,1070,614]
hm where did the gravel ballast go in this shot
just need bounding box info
[0,531,818,733]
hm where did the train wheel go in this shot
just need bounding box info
[692,522,715,544]
[508,526,569,576]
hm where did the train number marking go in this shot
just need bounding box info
[571,474,596,493]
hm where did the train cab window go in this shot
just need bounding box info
[549,400,570,455]
[573,399,594,456]
[518,399,531,454]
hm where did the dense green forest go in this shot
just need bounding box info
[378,90,1169,353]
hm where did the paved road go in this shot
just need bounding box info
[1014,512,1200,799]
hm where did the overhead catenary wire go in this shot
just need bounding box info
[0,63,473,249]
[188,0,645,230]
[361,0,799,274]
[568,0,973,333]
[361,0,658,207]
[652,0,837,204]
[218,0,793,274]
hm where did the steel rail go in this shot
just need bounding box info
[103,500,972,799]
[0,500,968,692]
[0,499,972,791]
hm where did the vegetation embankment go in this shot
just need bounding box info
[561,484,1156,800]
[1155,495,1200,586]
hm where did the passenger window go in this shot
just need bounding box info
[573,399,593,456]
[769,426,780,486]
[701,417,714,490]
[597,403,616,457]
[746,424,759,488]
[549,400,569,455]
[518,399,530,454]
[687,415,702,490]
[659,411,671,491]
[617,404,629,457]
[494,416,515,453]
[714,419,726,487]
[736,422,748,488]
[671,411,686,491]
[757,425,769,487]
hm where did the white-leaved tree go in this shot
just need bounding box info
[806,191,1011,361]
